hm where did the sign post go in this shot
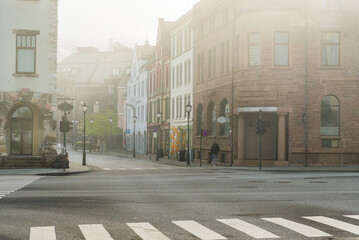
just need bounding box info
[200,130,209,167]
[255,110,267,170]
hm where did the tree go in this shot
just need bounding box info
[80,111,123,137]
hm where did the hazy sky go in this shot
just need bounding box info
[58,0,199,52]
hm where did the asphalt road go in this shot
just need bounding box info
[1,153,359,239]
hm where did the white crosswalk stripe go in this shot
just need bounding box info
[217,218,279,239]
[127,222,171,240]
[79,224,114,240]
[0,176,42,200]
[303,216,359,235]
[345,215,359,220]
[30,226,56,240]
[172,220,227,240]
[262,217,332,237]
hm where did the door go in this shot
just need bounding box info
[10,106,33,155]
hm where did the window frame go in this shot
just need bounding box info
[274,32,289,66]
[15,33,37,74]
[249,32,260,67]
[321,32,340,66]
[320,95,340,136]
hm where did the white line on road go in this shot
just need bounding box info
[217,218,279,239]
[103,168,112,170]
[262,217,332,237]
[303,216,359,235]
[79,224,114,240]
[30,226,56,240]
[127,222,171,240]
[345,215,359,220]
[172,220,227,240]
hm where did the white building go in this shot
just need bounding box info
[0,0,58,167]
[126,42,155,154]
[169,11,193,157]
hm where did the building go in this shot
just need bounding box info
[169,10,194,159]
[125,42,155,154]
[147,19,173,157]
[192,0,359,166]
[57,43,132,150]
[0,0,58,168]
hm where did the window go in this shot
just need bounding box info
[221,42,225,73]
[234,35,240,69]
[322,0,340,9]
[65,88,70,94]
[196,104,204,135]
[322,32,340,66]
[94,101,100,113]
[208,49,212,78]
[249,33,260,66]
[212,47,216,76]
[180,64,183,86]
[172,67,175,89]
[275,32,289,66]
[225,40,229,72]
[188,60,191,83]
[16,32,37,73]
[207,102,216,136]
[108,85,114,94]
[321,95,339,136]
[184,60,188,84]
[172,98,175,118]
[220,99,230,135]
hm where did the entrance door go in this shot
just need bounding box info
[10,106,33,155]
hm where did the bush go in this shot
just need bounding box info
[76,141,90,149]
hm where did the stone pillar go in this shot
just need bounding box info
[237,114,245,161]
[276,113,288,166]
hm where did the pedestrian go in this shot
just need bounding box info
[210,141,220,166]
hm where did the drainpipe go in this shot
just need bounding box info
[230,0,235,166]
[304,0,309,167]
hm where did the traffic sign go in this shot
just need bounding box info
[154,129,157,132]
[202,130,208,137]
[126,129,130,134]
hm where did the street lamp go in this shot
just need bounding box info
[81,102,88,166]
[185,103,192,166]
[90,119,93,153]
[109,117,113,152]
[156,112,161,161]
[74,120,78,151]
[133,115,137,158]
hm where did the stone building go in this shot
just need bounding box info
[192,0,359,166]
[125,42,155,154]
[147,19,172,157]
[169,10,194,159]
[0,0,58,168]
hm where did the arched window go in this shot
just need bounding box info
[207,102,216,136]
[220,99,230,135]
[321,95,339,136]
[196,104,204,135]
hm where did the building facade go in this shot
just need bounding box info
[0,0,58,167]
[126,42,155,154]
[147,19,172,157]
[169,11,194,158]
[192,0,359,166]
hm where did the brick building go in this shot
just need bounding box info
[192,0,359,166]
[147,19,172,157]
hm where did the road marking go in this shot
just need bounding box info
[0,176,42,200]
[345,215,359,220]
[30,226,56,240]
[262,217,331,237]
[127,222,171,240]
[303,216,359,235]
[79,224,114,240]
[217,218,279,239]
[103,168,112,170]
[172,220,227,240]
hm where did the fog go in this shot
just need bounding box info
[58,0,199,60]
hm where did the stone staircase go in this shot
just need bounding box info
[1,156,45,168]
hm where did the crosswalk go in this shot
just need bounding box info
[0,175,42,200]
[29,215,359,239]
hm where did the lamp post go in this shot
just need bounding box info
[74,120,78,151]
[156,112,161,161]
[185,104,192,166]
[109,117,113,152]
[133,115,137,158]
[81,102,88,166]
[90,119,93,153]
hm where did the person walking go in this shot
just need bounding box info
[210,141,220,166]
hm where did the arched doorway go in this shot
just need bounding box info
[11,106,33,155]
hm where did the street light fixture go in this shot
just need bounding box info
[90,119,93,153]
[185,103,192,166]
[133,115,137,158]
[74,120,78,151]
[156,112,161,161]
[81,102,88,166]
[109,117,113,152]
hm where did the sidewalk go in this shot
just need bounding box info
[0,162,90,176]
[91,150,359,172]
